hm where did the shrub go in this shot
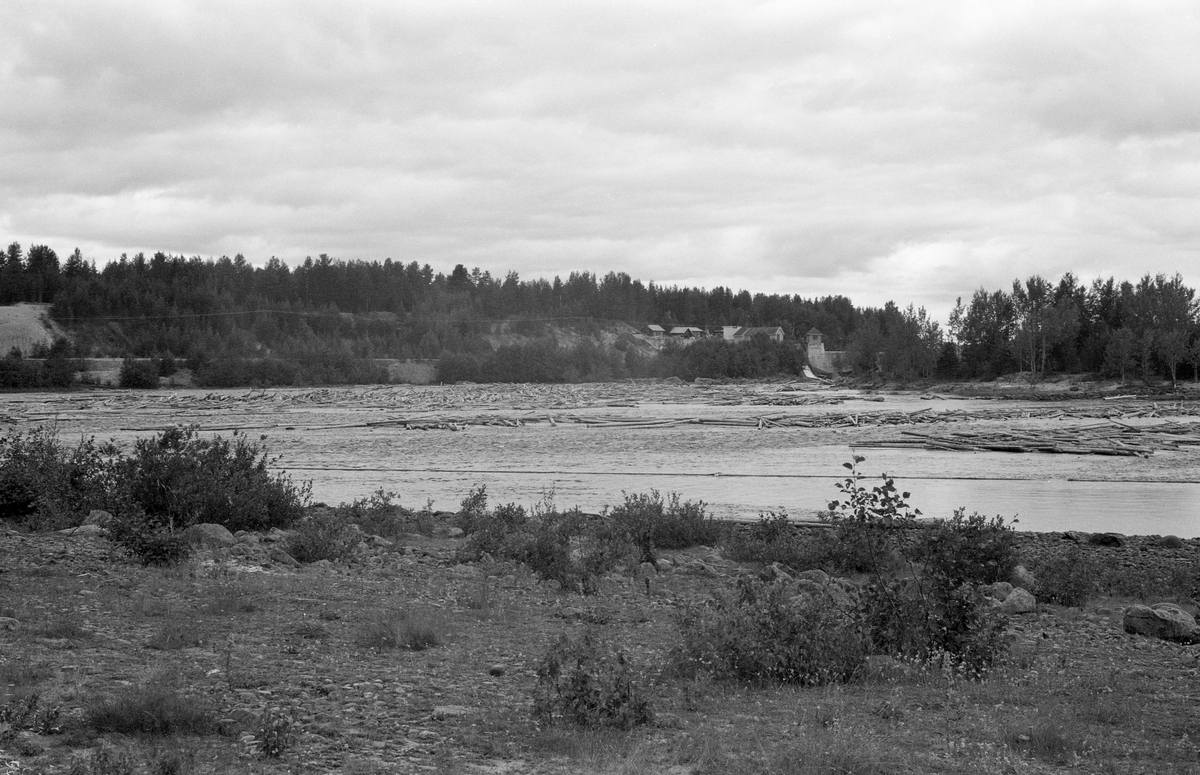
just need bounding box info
[456,501,530,562]
[86,684,216,735]
[455,485,491,534]
[1032,545,1101,607]
[825,456,920,573]
[516,507,624,595]
[254,707,294,758]
[532,632,653,730]
[457,496,623,594]
[115,426,307,533]
[911,508,1018,585]
[0,427,116,530]
[284,509,358,564]
[859,575,1008,675]
[722,510,833,571]
[104,506,192,566]
[338,489,415,539]
[677,576,867,685]
[119,357,159,389]
[608,490,722,562]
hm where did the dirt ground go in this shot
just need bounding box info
[1,518,1198,774]
[1,381,1198,536]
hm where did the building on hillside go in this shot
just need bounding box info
[805,328,850,375]
[668,326,706,339]
[646,324,666,341]
[718,326,785,344]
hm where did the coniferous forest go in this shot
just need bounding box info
[1,242,1197,387]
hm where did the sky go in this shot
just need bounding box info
[2,1,1199,323]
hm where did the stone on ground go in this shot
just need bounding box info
[1123,603,1200,644]
[182,523,237,548]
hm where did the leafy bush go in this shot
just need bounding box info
[455,485,491,534]
[457,495,623,594]
[608,490,723,561]
[118,357,159,389]
[911,508,1018,585]
[456,499,530,563]
[104,506,193,566]
[676,576,867,685]
[284,509,358,564]
[825,455,920,573]
[254,707,295,758]
[116,426,307,533]
[337,489,416,539]
[722,510,833,572]
[859,576,1008,676]
[826,458,1011,674]
[515,507,624,595]
[0,427,116,530]
[532,632,653,730]
[1032,545,1102,607]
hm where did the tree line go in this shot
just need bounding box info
[1,241,1197,385]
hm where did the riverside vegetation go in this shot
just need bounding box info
[1,427,1199,773]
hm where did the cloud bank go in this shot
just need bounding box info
[3,0,1199,321]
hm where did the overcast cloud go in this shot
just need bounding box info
[2,1,1199,321]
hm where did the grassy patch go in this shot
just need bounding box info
[200,580,263,615]
[85,683,217,736]
[145,620,206,650]
[1004,711,1092,765]
[356,609,445,651]
[37,615,91,641]
[0,658,53,690]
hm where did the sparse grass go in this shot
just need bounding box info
[0,658,52,690]
[292,620,328,639]
[1004,711,1093,765]
[200,580,262,615]
[145,620,205,650]
[68,740,197,775]
[38,615,91,641]
[85,683,217,736]
[356,609,445,651]
[132,594,172,618]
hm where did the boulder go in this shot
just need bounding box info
[446,527,465,539]
[1088,532,1125,547]
[85,510,112,525]
[182,523,236,548]
[677,559,718,578]
[268,547,300,568]
[1123,603,1200,644]
[1010,565,1037,591]
[986,581,1014,602]
[1000,587,1037,614]
[432,705,473,720]
[761,562,793,583]
[793,578,825,596]
[263,527,289,543]
[795,569,830,585]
